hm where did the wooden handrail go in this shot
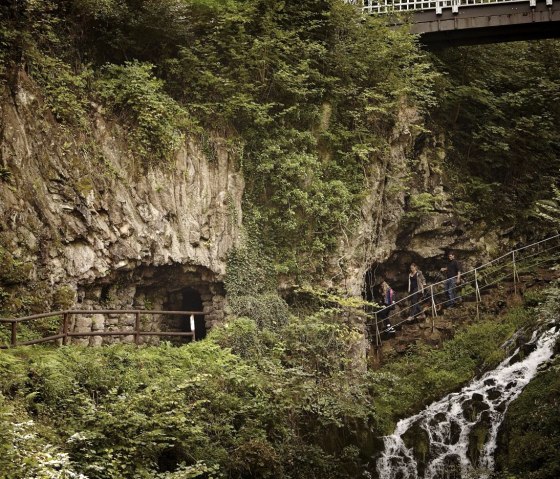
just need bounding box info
[0,309,206,324]
[0,310,203,349]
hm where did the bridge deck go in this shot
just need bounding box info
[346,0,560,45]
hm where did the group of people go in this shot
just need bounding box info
[377,251,462,333]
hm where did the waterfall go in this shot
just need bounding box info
[376,323,560,479]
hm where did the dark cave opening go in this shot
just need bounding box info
[163,286,207,342]
[77,264,225,345]
[363,251,446,303]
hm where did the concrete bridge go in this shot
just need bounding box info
[347,0,560,46]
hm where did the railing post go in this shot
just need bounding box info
[430,285,437,333]
[11,321,17,347]
[134,312,141,345]
[374,312,382,361]
[452,0,459,14]
[190,314,196,341]
[62,312,69,346]
[474,268,481,320]
[512,250,519,295]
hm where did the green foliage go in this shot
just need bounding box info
[0,246,33,285]
[0,401,87,479]
[522,289,549,307]
[155,462,222,479]
[535,183,560,226]
[0,340,372,479]
[225,234,291,329]
[408,192,444,214]
[224,238,276,299]
[26,52,92,125]
[228,294,290,330]
[430,41,560,233]
[96,61,191,163]
[292,284,377,311]
[496,357,560,479]
[53,286,76,310]
[0,245,58,341]
[209,317,271,360]
[281,309,363,376]
[0,248,76,345]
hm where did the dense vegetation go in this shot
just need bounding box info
[495,287,560,479]
[1,286,554,478]
[0,0,436,275]
[496,355,560,479]
[1,1,560,478]
[429,43,560,233]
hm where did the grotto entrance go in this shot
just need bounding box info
[76,264,225,345]
[163,286,207,341]
[363,251,443,304]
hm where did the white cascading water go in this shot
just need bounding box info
[376,323,560,479]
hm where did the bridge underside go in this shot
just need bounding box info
[411,3,560,47]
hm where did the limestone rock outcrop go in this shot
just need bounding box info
[0,74,243,339]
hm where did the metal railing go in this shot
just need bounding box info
[0,310,203,348]
[369,233,560,348]
[346,0,547,14]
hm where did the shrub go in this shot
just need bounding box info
[96,61,191,164]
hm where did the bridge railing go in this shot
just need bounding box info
[0,310,203,349]
[369,233,560,347]
[347,0,543,14]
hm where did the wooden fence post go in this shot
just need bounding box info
[11,321,17,347]
[134,312,141,345]
[62,312,69,346]
[190,314,196,341]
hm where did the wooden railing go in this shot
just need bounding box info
[0,310,203,348]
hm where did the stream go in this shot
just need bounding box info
[376,322,560,479]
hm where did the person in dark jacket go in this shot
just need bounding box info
[440,251,462,308]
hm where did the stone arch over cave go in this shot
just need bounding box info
[76,264,225,345]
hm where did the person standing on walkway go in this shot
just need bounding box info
[408,263,426,320]
[441,251,462,308]
[379,279,396,333]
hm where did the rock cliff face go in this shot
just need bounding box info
[0,73,244,340]
[333,106,501,298]
[1,74,509,345]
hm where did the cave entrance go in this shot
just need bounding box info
[77,264,226,345]
[181,287,206,340]
[362,251,442,307]
[163,287,206,343]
